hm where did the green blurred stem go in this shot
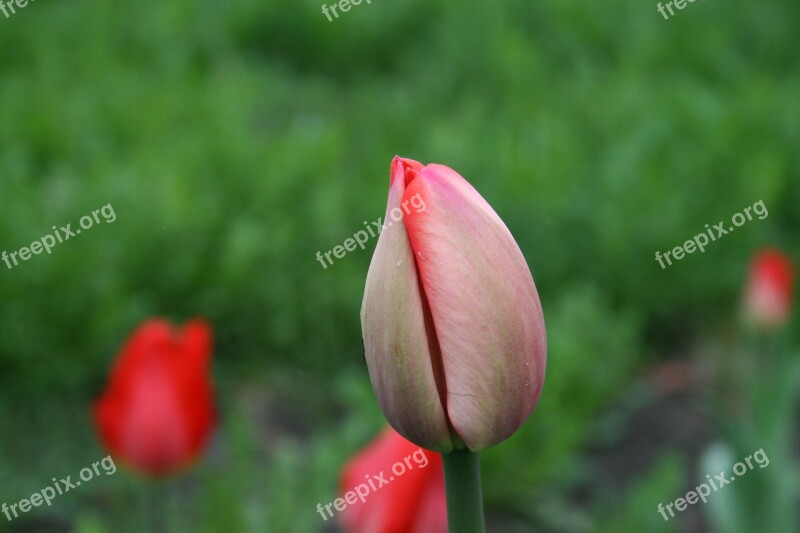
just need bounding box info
[442,448,486,533]
[148,481,166,533]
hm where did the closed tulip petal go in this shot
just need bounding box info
[361,158,453,452]
[340,427,447,533]
[402,164,546,451]
[175,319,216,455]
[180,319,213,371]
[117,360,193,474]
[93,318,216,476]
[362,157,547,452]
[744,249,795,330]
[107,319,173,391]
[408,464,447,533]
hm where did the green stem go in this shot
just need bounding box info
[149,481,166,533]
[442,447,486,533]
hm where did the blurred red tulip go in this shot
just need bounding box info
[743,249,795,330]
[93,319,215,476]
[339,428,447,533]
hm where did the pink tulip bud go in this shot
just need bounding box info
[743,249,794,331]
[361,157,547,452]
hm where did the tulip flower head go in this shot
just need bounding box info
[361,157,547,453]
[93,319,216,477]
[743,249,795,331]
[339,427,447,533]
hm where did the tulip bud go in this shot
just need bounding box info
[93,319,216,476]
[743,249,794,331]
[361,157,547,452]
[339,427,446,533]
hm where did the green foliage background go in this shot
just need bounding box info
[0,0,797,531]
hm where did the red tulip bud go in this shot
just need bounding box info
[339,427,446,533]
[361,157,547,452]
[743,249,794,331]
[93,319,216,476]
